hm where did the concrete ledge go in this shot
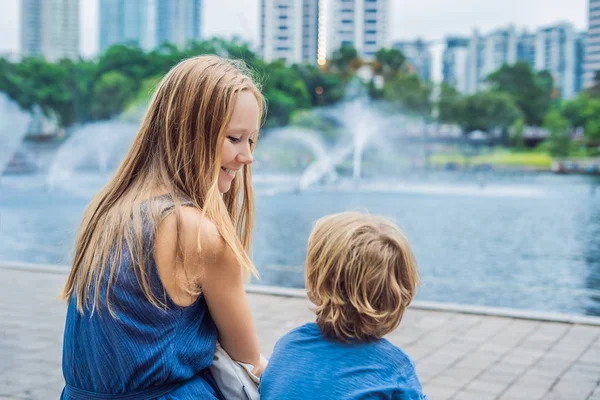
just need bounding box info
[3,261,600,326]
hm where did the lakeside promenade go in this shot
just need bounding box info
[1,263,600,400]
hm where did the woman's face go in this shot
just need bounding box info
[219,91,259,193]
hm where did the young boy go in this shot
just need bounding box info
[260,212,428,400]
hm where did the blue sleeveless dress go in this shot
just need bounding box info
[61,197,220,399]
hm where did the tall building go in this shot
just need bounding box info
[393,39,432,81]
[586,0,600,87]
[99,0,153,53]
[466,29,483,93]
[535,23,577,99]
[444,22,581,99]
[516,31,536,66]
[156,0,202,49]
[481,26,517,78]
[442,36,469,93]
[462,26,517,93]
[328,0,389,61]
[260,0,320,64]
[20,0,79,61]
[575,32,586,93]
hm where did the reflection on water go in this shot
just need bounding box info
[1,172,600,316]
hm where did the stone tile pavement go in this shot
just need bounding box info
[1,266,600,400]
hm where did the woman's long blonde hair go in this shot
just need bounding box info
[61,55,264,315]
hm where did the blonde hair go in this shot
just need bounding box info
[306,212,420,342]
[61,55,265,315]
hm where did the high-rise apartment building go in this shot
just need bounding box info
[393,39,432,81]
[535,23,577,98]
[442,36,469,93]
[576,32,586,93]
[99,0,154,53]
[585,0,600,87]
[260,0,320,64]
[462,26,517,93]
[444,22,581,99]
[481,26,517,78]
[516,31,536,66]
[156,0,202,49]
[328,0,389,61]
[20,0,79,61]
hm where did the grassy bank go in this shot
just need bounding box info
[431,150,554,169]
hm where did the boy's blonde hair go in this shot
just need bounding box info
[306,212,420,342]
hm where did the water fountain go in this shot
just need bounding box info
[0,94,31,176]
[46,121,138,192]
[293,97,406,189]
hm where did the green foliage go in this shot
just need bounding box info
[486,62,553,126]
[256,60,311,127]
[510,118,526,149]
[91,71,137,119]
[329,45,361,80]
[382,73,432,118]
[0,38,332,129]
[560,92,600,149]
[454,91,523,137]
[291,64,344,106]
[544,110,571,157]
[373,48,406,75]
[437,83,461,124]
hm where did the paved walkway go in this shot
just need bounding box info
[1,266,600,400]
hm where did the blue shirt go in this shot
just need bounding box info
[260,323,428,400]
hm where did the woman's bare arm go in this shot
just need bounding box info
[179,207,263,373]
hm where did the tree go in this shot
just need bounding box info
[0,38,350,130]
[437,83,462,124]
[257,61,311,127]
[292,64,344,107]
[455,91,523,138]
[586,70,600,98]
[329,45,361,79]
[582,100,600,144]
[560,92,600,149]
[95,45,151,92]
[510,118,526,149]
[486,62,553,126]
[544,110,571,157]
[373,48,406,76]
[91,71,137,120]
[382,73,432,118]
[561,92,590,129]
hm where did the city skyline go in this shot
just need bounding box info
[0,0,588,58]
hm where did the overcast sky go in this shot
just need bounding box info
[0,0,588,57]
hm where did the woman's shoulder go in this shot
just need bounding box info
[158,206,225,255]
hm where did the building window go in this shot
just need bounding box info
[342,19,353,24]
[365,19,377,23]
[279,26,288,30]
[279,15,288,19]
[278,36,289,40]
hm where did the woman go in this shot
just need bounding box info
[60,55,266,399]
